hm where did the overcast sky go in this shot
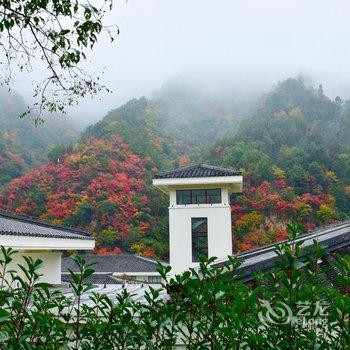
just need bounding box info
[13,0,350,126]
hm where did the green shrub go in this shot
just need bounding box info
[0,223,349,349]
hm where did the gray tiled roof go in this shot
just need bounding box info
[58,283,166,305]
[154,164,241,179]
[62,253,162,273]
[61,273,124,285]
[213,221,350,283]
[0,211,93,240]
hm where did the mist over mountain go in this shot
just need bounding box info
[9,0,350,129]
[0,89,78,186]
[0,77,349,258]
[82,78,261,169]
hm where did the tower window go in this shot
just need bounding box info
[177,189,221,205]
[192,218,208,262]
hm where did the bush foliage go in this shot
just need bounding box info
[0,224,349,349]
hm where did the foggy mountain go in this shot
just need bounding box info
[7,0,350,127]
[0,77,349,257]
[0,89,78,186]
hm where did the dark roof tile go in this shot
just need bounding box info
[213,221,350,283]
[61,273,124,285]
[62,253,163,273]
[154,164,241,179]
[0,210,93,240]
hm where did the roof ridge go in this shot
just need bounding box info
[154,163,241,179]
[156,163,200,176]
[200,163,241,172]
[134,254,168,265]
[63,253,136,258]
[0,209,91,237]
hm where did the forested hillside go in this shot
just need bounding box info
[206,78,350,250]
[0,136,168,257]
[82,82,254,170]
[152,80,258,152]
[0,90,78,186]
[82,97,176,170]
[0,78,349,258]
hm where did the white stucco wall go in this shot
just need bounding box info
[0,235,95,250]
[0,234,94,285]
[4,251,62,285]
[168,188,233,276]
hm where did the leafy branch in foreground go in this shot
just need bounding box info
[0,223,349,348]
[0,0,117,121]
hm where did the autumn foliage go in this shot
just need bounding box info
[232,179,337,252]
[0,136,160,256]
[1,78,349,258]
[0,89,77,186]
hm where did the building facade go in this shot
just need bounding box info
[62,253,164,284]
[153,164,243,275]
[0,211,95,284]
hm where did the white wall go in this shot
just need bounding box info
[3,251,62,285]
[0,235,95,250]
[169,188,232,275]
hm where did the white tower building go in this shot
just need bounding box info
[153,164,243,275]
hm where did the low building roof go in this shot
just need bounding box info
[58,282,166,305]
[213,221,350,283]
[0,211,92,240]
[62,253,163,273]
[154,164,241,179]
[153,164,243,193]
[62,273,125,285]
[0,210,94,250]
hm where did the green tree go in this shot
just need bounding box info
[0,0,116,120]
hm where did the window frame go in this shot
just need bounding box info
[191,217,208,262]
[176,188,222,205]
